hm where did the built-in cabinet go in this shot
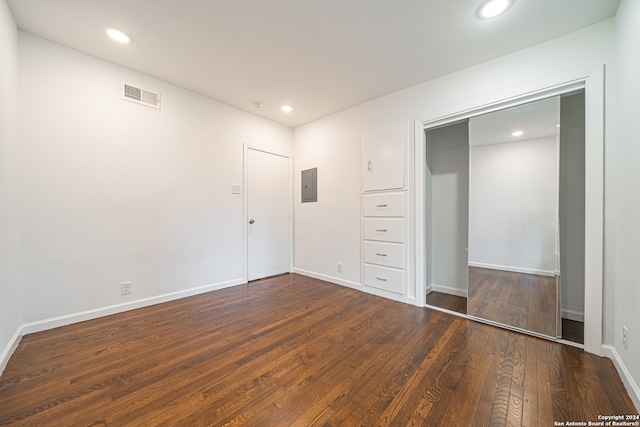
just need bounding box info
[361,127,407,299]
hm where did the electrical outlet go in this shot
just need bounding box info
[622,326,628,350]
[337,263,343,273]
[121,281,132,295]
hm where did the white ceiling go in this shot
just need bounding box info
[469,96,561,147]
[7,0,619,128]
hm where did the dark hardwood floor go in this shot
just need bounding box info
[562,318,585,345]
[468,267,558,337]
[425,291,467,315]
[426,288,585,344]
[0,274,636,425]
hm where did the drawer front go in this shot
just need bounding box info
[363,218,404,243]
[364,264,404,294]
[364,241,404,268]
[363,193,404,217]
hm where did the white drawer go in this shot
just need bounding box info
[363,193,404,217]
[364,264,404,295]
[363,218,404,243]
[364,241,404,268]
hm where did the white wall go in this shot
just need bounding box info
[293,19,615,295]
[426,122,469,295]
[18,33,292,325]
[559,92,586,321]
[292,114,364,287]
[293,11,640,404]
[613,0,640,404]
[468,136,558,275]
[0,0,22,371]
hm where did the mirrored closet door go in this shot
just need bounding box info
[424,90,586,344]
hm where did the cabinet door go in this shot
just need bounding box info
[363,218,404,243]
[364,264,404,294]
[364,241,404,268]
[363,193,404,217]
[362,127,405,192]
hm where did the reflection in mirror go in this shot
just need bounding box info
[466,92,586,344]
[424,91,585,344]
[467,96,561,338]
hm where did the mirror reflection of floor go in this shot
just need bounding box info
[467,267,557,337]
[425,291,466,315]
[427,267,584,344]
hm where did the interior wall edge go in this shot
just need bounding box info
[292,268,362,291]
[562,309,585,322]
[602,344,640,411]
[430,284,468,298]
[19,276,246,335]
[468,262,556,277]
[0,325,23,378]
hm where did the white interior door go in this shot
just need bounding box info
[247,148,291,281]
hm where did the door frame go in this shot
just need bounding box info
[243,144,293,282]
[413,66,605,355]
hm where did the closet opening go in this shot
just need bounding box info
[420,85,590,347]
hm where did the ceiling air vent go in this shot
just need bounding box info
[121,82,161,109]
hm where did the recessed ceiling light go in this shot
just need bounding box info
[281,105,293,113]
[106,28,131,43]
[478,0,513,19]
[511,130,524,137]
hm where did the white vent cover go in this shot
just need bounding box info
[121,82,161,109]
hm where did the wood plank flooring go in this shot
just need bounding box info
[428,278,584,344]
[425,291,467,315]
[0,274,636,426]
[468,267,558,337]
[562,318,585,345]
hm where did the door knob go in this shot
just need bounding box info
[249,219,255,224]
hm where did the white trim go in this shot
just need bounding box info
[361,284,408,304]
[602,345,640,411]
[418,80,586,132]
[561,308,585,323]
[413,120,428,308]
[21,277,245,335]
[468,262,556,277]
[293,268,362,291]
[413,120,427,307]
[429,283,468,298]
[0,326,23,377]
[0,277,246,376]
[413,70,604,355]
[244,144,294,282]
[582,65,605,356]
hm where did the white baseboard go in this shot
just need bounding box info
[602,344,640,411]
[0,326,24,377]
[561,308,585,323]
[429,283,468,298]
[0,277,247,376]
[21,277,246,335]
[292,268,362,291]
[293,268,421,305]
[360,285,407,304]
[468,262,555,277]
